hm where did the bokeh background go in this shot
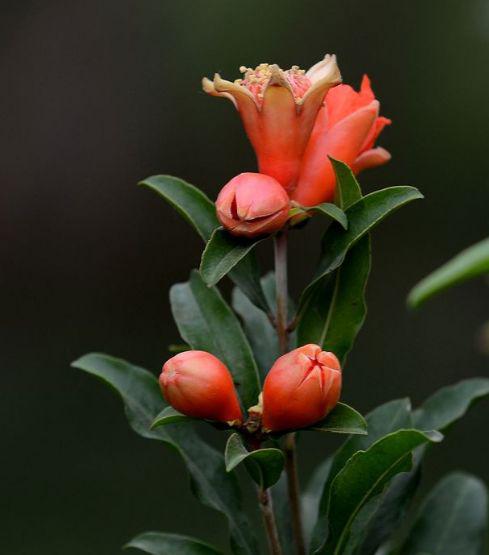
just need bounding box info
[2,0,489,553]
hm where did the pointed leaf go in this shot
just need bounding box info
[413,377,489,431]
[310,399,412,552]
[299,186,423,315]
[151,406,193,429]
[140,175,269,313]
[125,531,222,554]
[224,433,284,490]
[140,175,218,241]
[297,237,371,365]
[200,228,264,287]
[316,429,443,554]
[170,270,261,409]
[309,203,348,229]
[72,353,258,555]
[331,158,362,210]
[309,403,367,435]
[408,236,489,308]
[397,472,488,555]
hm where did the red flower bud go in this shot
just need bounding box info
[160,350,243,425]
[262,344,342,432]
[216,172,290,238]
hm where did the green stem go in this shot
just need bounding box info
[273,231,306,555]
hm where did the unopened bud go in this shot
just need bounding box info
[262,344,342,432]
[216,172,290,237]
[160,350,243,425]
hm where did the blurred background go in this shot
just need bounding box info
[2,0,489,553]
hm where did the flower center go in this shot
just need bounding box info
[235,63,311,105]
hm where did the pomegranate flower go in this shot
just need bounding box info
[203,58,391,206]
[261,344,342,432]
[203,55,342,193]
[216,172,290,237]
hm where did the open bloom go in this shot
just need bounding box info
[203,55,342,192]
[216,172,290,237]
[160,350,243,425]
[262,344,342,432]
[203,58,391,206]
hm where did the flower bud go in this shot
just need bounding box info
[262,344,342,432]
[160,350,243,425]
[216,172,290,237]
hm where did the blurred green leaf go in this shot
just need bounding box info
[224,433,284,490]
[413,377,489,431]
[140,175,269,313]
[315,429,443,555]
[170,270,261,409]
[72,353,257,555]
[297,237,371,365]
[397,472,488,555]
[151,406,193,429]
[310,399,412,552]
[303,458,333,545]
[309,403,367,435]
[270,475,295,555]
[309,203,348,229]
[408,237,489,308]
[200,228,264,287]
[139,175,218,241]
[299,186,422,316]
[125,531,222,554]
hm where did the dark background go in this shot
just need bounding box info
[2,1,489,553]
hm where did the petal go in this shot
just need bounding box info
[292,100,379,206]
[306,54,342,85]
[352,146,391,173]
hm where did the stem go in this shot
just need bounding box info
[273,231,306,555]
[274,231,289,354]
[258,487,283,555]
[284,433,306,555]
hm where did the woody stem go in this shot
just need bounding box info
[258,487,283,555]
[273,231,306,555]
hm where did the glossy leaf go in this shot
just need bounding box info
[309,203,348,229]
[139,175,218,242]
[200,228,264,287]
[297,237,371,365]
[299,186,422,314]
[315,429,443,554]
[72,353,257,555]
[140,175,269,313]
[397,472,488,555]
[309,403,367,435]
[413,377,489,431]
[310,399,412,552]
[151,406,193,429]
[170,270,261,409]
[224,433,284,490]
[408,236,489,308]
[331,158,362,210]
[125,531,222,555]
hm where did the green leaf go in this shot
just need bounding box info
[140,175,269,314]
[299,186,423,315]
[232,272,296,376]
[413,377,489,431]
[310,399,412,552]
[224,433,285,490]
[140,175,218,241]
[316,429,443,555]
[303,458,333,544]
[309,403,367,435]
[125,531,222,554]
[297,237,371,365]
[170,270,261,410]
[151,406,193,429]
[331,158,362,210]
[408,236,489,308]
[270,476,295,555]
[309,203,348,229]
[397,472,488,555]
[200,228,264,287]
[72,353,257,555]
